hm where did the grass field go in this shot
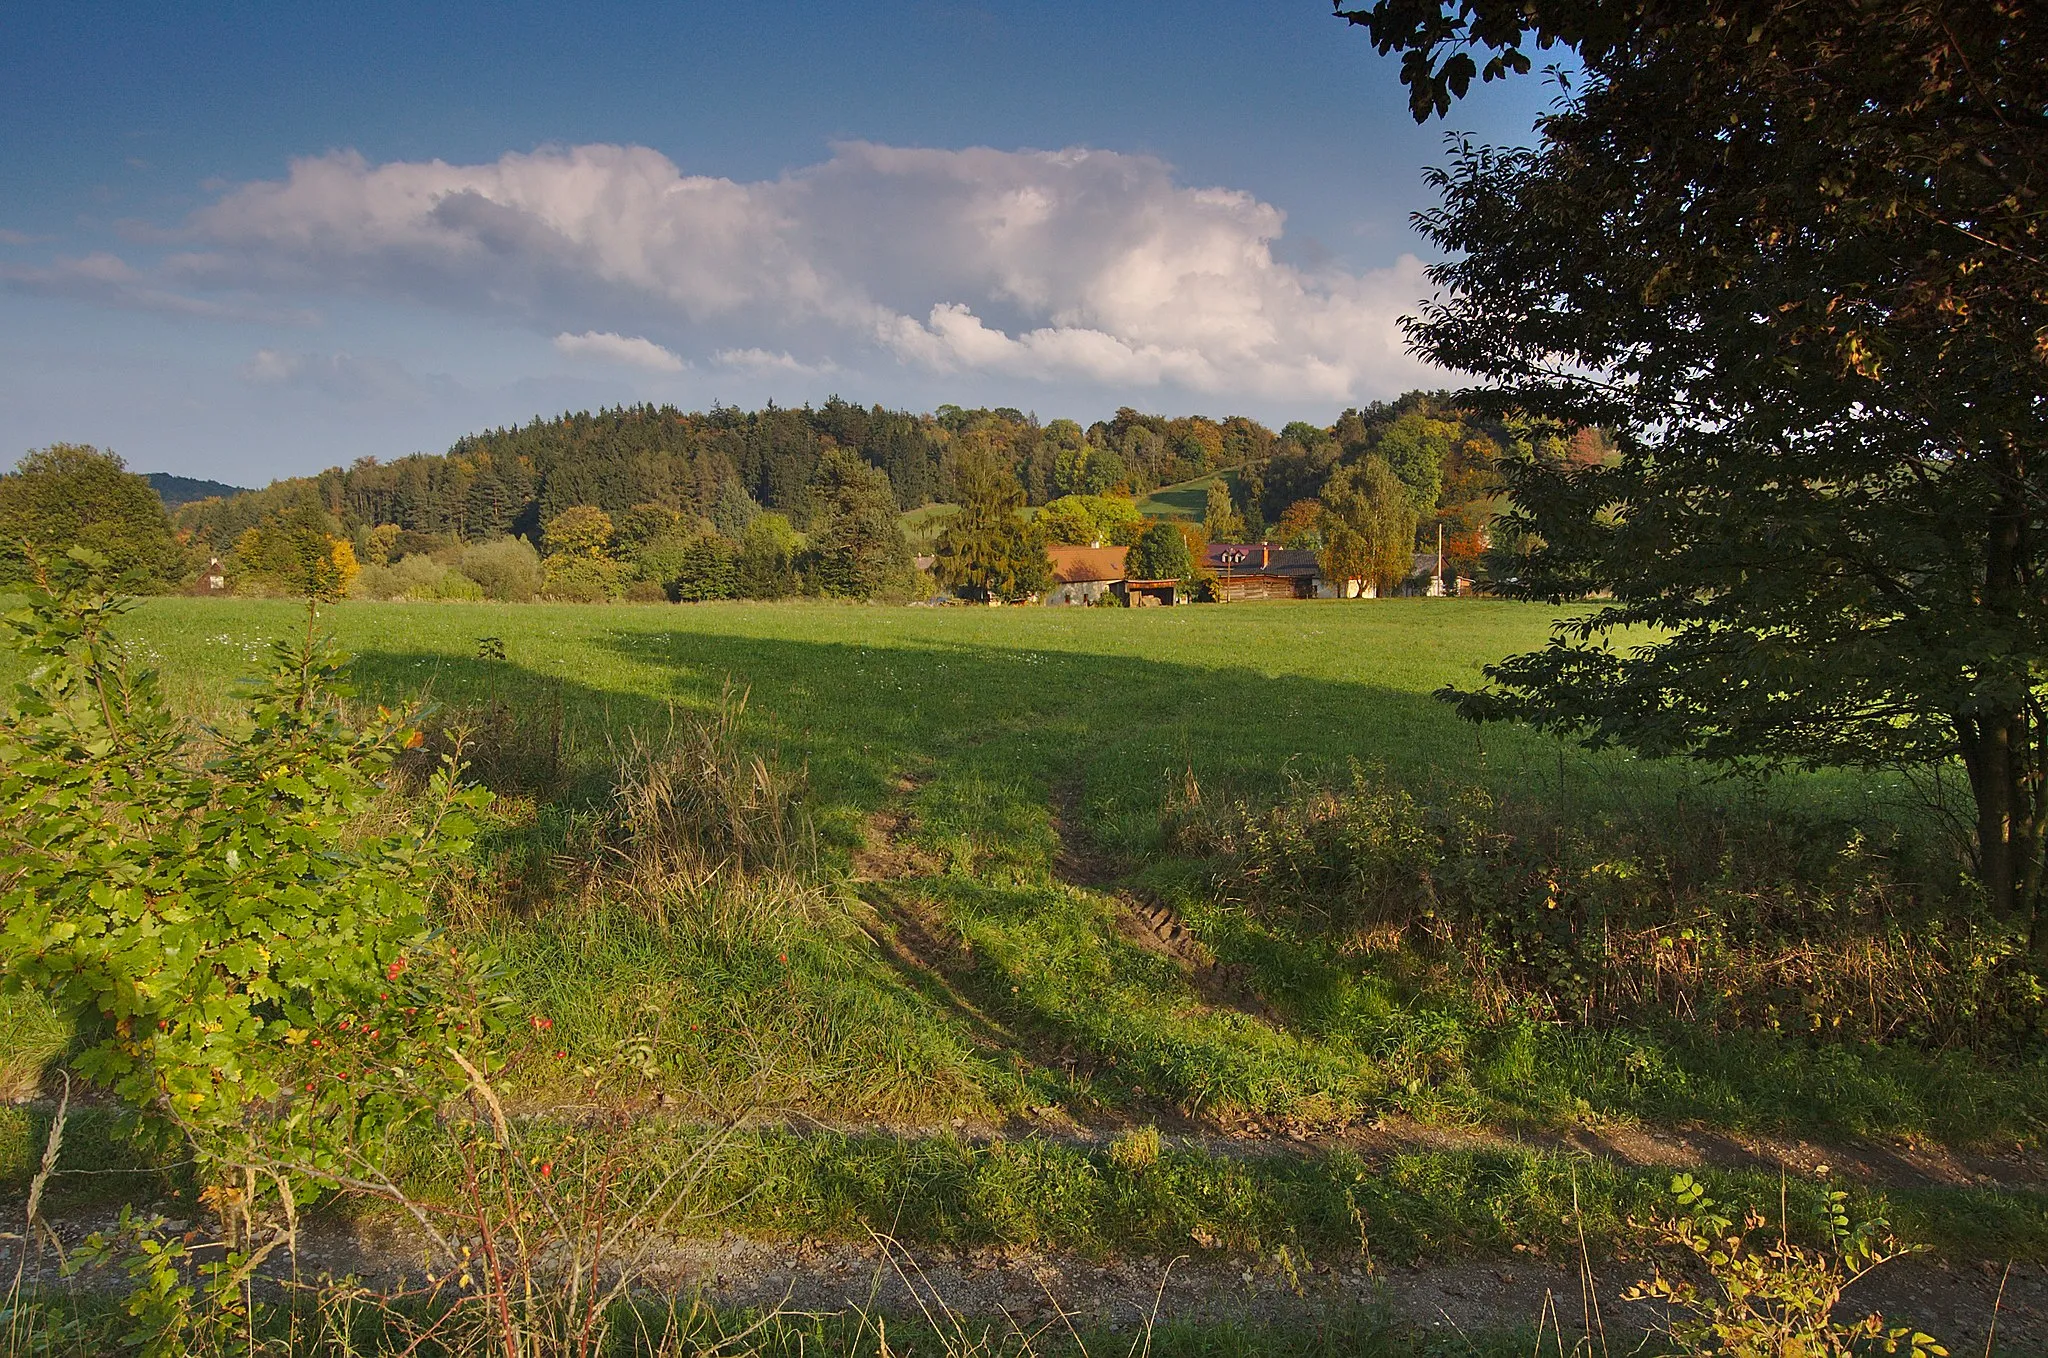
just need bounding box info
[898,501,960,552]
[1133,468,1249,522]
[5,594,2045,1297]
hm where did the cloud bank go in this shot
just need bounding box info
[158,142,1440,403]
[552,330,686,371]
[3,250,314,324]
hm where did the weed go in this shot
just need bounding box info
[1108,1125,1163,1173]
[0,992,68,1104]
[1627,1171,1950,1357]
[1179,765,2042,1049]
[608,684,816,882]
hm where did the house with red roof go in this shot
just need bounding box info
[1043,545,1128,606]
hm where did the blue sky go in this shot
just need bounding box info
[0,1,1555,484]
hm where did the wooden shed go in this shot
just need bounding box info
[1115,578,1182,607]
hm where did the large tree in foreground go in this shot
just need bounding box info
[1338,2,2048,935]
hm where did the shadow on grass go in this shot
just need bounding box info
[342,624,2047,1148]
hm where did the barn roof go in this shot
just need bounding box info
[1046,545,1128,583]
[1204,543,1320,578]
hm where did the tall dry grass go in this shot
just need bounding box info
[605,684,816,885]
[1165,762,2043,1046]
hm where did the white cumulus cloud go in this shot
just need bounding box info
[714,347,836,376]
[553,330,686,371]
[171,141,1439,402]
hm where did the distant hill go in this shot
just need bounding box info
[146,472,249,509]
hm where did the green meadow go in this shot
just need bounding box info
[1133,467,1252,522]
[6,594,2044,1267]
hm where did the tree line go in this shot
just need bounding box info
[0,391,1580,603]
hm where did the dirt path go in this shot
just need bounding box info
[5,1204,2042,1354]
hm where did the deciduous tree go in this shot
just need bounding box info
[0,444,185,590]
[1342,1,2048,933]
[1319,457,1418,596]
[1127,521,1194,583]
[541,505,615,560]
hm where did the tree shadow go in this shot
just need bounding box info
[337,618,2036,1145]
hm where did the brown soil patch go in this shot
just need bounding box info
[1049,777,1115,887]
[853,771,945,881]
[1113,889,1278,1024]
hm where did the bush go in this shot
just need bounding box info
[0,553,501,1290]
[736,513,799,598]
[634,531,738,602]
[542,505,615,559]
[458,535,543,602]
[350,552,482,601]
[438,568,484,600]
[1627,1173,1949,1358]
[541,554,632,603]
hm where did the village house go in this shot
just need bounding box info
[1043,545,1128,605]
[1202,543,1322,601]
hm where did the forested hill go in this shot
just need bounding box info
[171,399,1282,548]
[145,471,248,509]
[166,392,1601,563]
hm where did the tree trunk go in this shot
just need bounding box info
[1957,707,2048,949]
[1964,447,2046,950]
